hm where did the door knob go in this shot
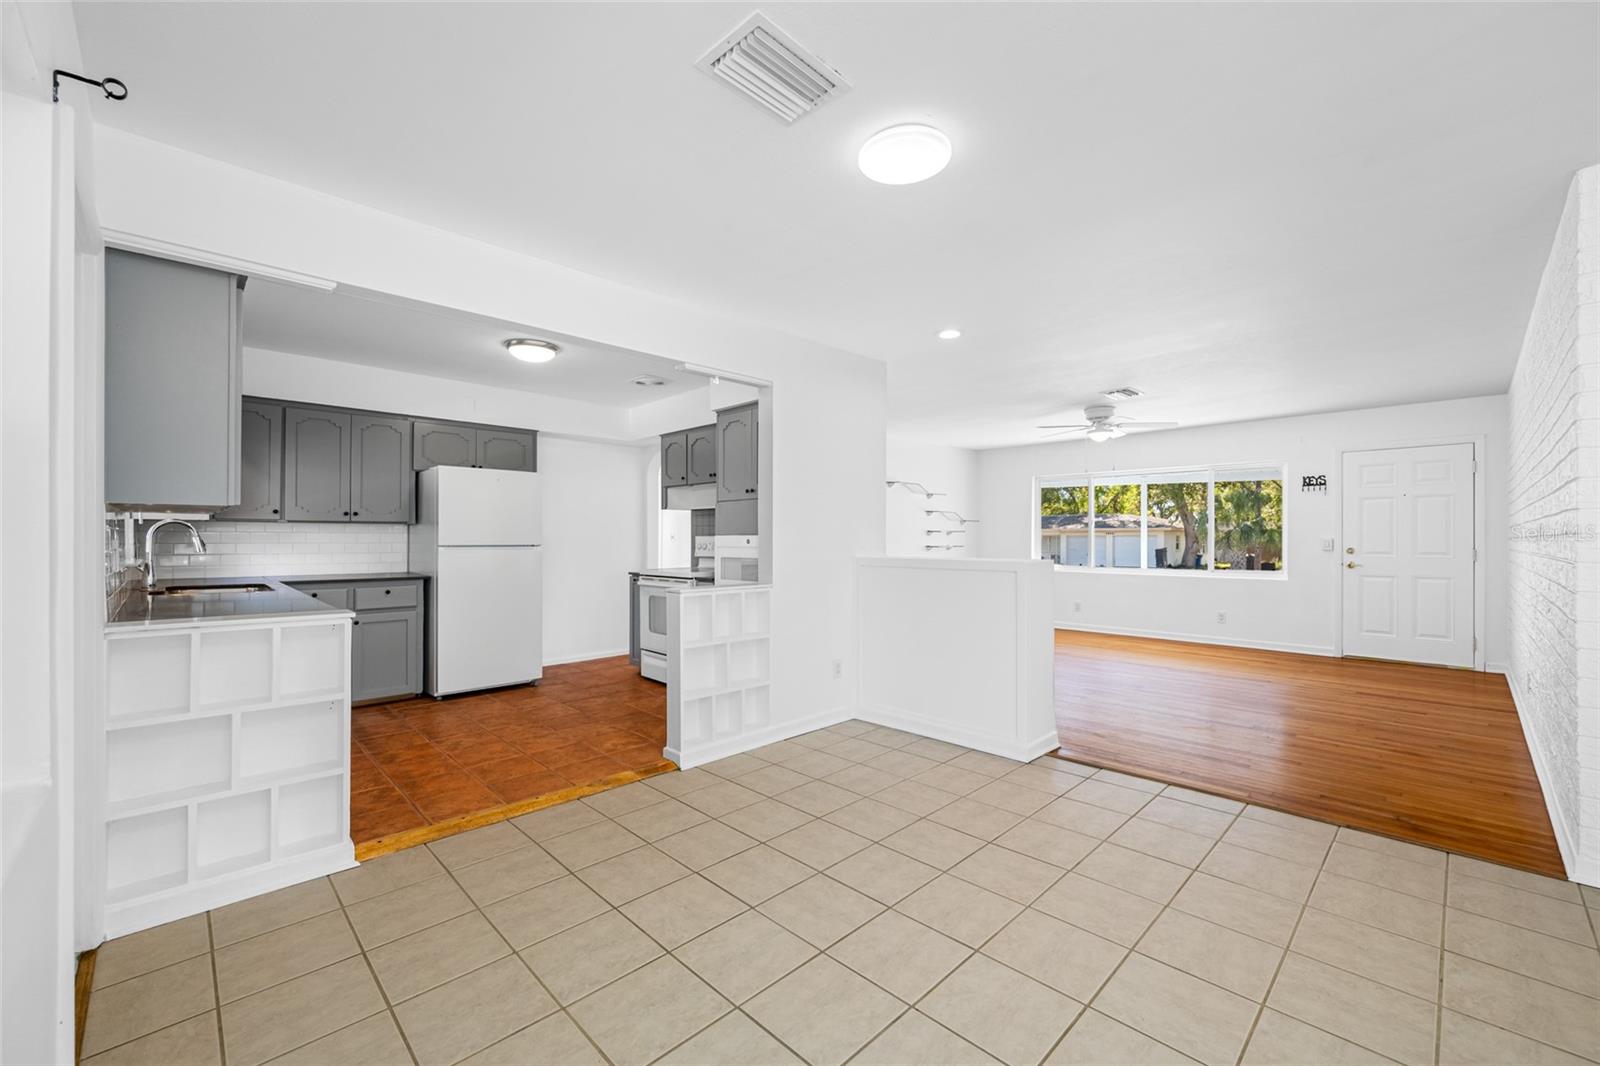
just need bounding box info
[1345,546,1355,555]
[1345,561,1360,569]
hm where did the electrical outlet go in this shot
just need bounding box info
[1216,611,1226,624]
[832,659,843,680]
[1073,601,1082,613]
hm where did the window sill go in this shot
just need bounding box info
[1048,564,1288,580]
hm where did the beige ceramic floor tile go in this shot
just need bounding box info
[1035,796,1134,838]
[1199,842,1317,903]
[1336,827,1447,869]
[366,910,511,1003]
[1309,871,1443,945]
[702,753,770,780]
[520,911,663,1004]
[826,843,940,904]
[1033,872,1163,946]
[896,873,1022,948]
[921,954,1081,1065]
[926,797,1025,841]
[829,909,972,1002]
[1137,909,1284,1001]
[331,847,446,905]
[950,751,1024,778]
[567,956,731,1066]
[775,780,861,817]
[93,914,211,989]
[1437,1008,1596,1066]
[214,910,360,1003]
[982,908,1126,1002]
[745,955,906,1066]
[1240,805,1337,837]
[824,798,919,840]
[1444,907,1600,997]
[1046,1009,1198,1065]
[1108,818,1216,868]
[510,799,604,841]
[1002,762,1085,796]
[1267,953,1436,1066]
[914,763,996,798]
[654,819,760,869]
[576,844,690,905]
[1169,872,1303,946]
[344,874,473,949]
[646,767,719,800]
[655,1011,804,1065]
[1093,954,1259,1066]
[759,873,884,948]
[768,819,872,869]
[1449,854,1584,902]
[1160,786,1244,815]
[81,1012,220,1066]
[268,1013,412,1066]
[949,842,1066,903]
[451,843,565,906]
[613,798,709,842]
[82,955,217,1059]
[874,778,963,817]
[780,749,855,780]
[394,955,558,1066]
[1291,908,1441,1000]
[211,878,340,947]
[966,779,1056,817]
[868,749,944,780]
[853,1010,999,1065]
[994,819,1099,870]
[702,844,814,905]
[458,1012,606,1066]
[1322,842,1445,902]
[1241,1009,1398,1065]
[1441,952,1600,1061]
[1066,778,1153,816]
[1222,817,1334,868]
[581,780,669,817]
[620,874,746,948]
[881,819,986,869]
[220,956,385,1066]
[713,798,812,842]
[674,910,817,1003]
[426,821,532,870]
[1136,797,1235,839]
[726,763,811,798]
[483,875,610,948]
[902,737,971,763]
[1448,872,1597,946]
[821,763,903,798]
[1076,842,1191,904]
[539,819,646,870]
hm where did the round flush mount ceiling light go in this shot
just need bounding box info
[937,328,962,340]
[631,375,667,387]
[858,124,952,185]
[504,338,560,364]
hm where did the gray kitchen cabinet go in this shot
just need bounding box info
[216,401,283,520]
[686,424,717,486]
[716,403,758,503]
[413,420,476,470]
[105,249,244,509]
[283,407,352,520]
[288,578,424,702]
[351,414,414,522]
[477,428,536,471]
[661,432,688,486]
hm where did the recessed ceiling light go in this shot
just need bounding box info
[937,328,962,340]
[631,375,667,387]
[503,338,560,364]
[858,124,952,185]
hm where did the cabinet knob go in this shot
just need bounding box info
[342,511,349,516]
[352,511,359,517]
[271,508,279,514]
[384,589,392,595]
[353,619,360,626]
[310,592,318,598]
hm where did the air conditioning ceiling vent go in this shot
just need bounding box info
[696,12,849,124]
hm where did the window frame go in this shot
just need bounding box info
[1033,462,1288,579]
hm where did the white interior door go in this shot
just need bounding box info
[1341,443,1475,667]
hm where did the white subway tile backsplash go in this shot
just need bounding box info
[146,520,408,579]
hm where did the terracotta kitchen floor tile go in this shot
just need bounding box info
[350,753,391,794]
[555,756,629,787]
[431,735,528,767]
[350,787,427,841]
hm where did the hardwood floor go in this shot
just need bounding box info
[349,655,667,846]
[1052,630,1565,877]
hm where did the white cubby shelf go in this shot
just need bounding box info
[99,616,357,938]
[665,586,773,766]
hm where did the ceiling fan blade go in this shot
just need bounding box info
[1037,424,1091,431]
[1115,420,1179,430]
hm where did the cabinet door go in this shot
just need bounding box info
[686,425,717,486]
[661,432,689,486]
[716,405,758,502]
[283,407,352,521]
[352,610,420,701]
[477,428,536,471]
[216,401,282,520]
[350,414,414,522]
[413,420,476,470]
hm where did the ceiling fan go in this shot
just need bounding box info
[1038,403,1178,442]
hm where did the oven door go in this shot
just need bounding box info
[638,583,672,656]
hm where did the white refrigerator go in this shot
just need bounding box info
[410,466,543,696]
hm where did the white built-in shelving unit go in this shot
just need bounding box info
[99,615,355,937]
[665,585,772,767]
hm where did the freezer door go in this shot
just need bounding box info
[432,546,543,695]
[435,466,542,546]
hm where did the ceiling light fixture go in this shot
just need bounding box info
[1085,427,1116,443]
[503,338,560,364]
[858,124,952,185]
[937,328,962,340]
[631,375,667,387]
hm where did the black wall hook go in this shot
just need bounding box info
[52,70,128,104]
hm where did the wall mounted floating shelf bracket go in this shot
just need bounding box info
[887,481,946,499]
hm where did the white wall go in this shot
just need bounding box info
[95,128,887,739]
[976,395,1509,661]
[1507,166,1599,885]
[886,440,979,558]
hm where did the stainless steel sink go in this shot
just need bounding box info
[148,583,274,596]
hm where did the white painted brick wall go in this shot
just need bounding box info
[148,520,409,579]
[1508,165,1600,885]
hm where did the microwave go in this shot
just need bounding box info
[713,535,760,585]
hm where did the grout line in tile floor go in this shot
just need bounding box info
[82,724,1600,1066]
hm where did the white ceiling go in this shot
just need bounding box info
[75,2,1598,448]
[242,281,695,409]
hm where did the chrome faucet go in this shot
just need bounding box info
[143,519,207,591]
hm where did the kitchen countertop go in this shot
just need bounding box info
[630,567,714,581]
[276,572,428,584]
[106,576,351,630]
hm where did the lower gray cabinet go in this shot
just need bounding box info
[288,578,424,702]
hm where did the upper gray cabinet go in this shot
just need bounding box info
[283,407,351,520]
[686,425,717,486]
[216,401,283,520]
[414,420,536,472]
[477,428,536,471]
[661,433,689,486]
[717,404,758,503]
[105,249,244,509]
[351,415,414,522]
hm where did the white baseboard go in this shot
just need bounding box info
[1484,661,1509,675]
[103,841,357,940]
[1504,669,1583,884]
[1054,621,1336,659]
[855,704,1059,764]
[666,706,854,769]
[544,647,631,667]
